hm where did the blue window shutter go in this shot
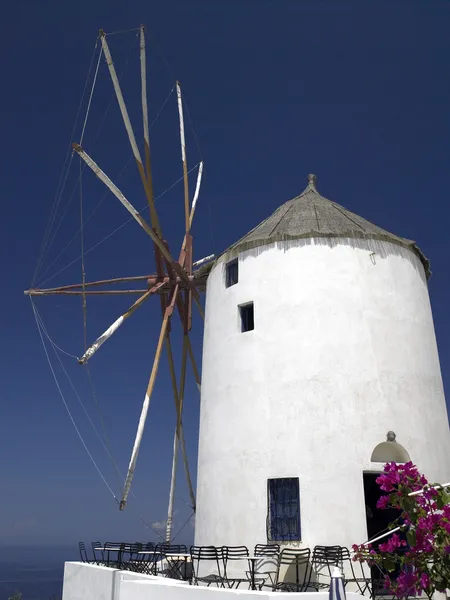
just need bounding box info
[267,478,301,542]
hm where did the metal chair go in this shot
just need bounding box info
[160,544,189,579]
[78,542,91,563]
[340,547,372,597]
[254,544,280,588]
[223,546,252,589]
[120,543,143,572]
[190,546,225,587]
[91,541,105,566]
[103,541,126,568]
[310,545,341,591]
[273,547,312,592]
[136,542,158,575]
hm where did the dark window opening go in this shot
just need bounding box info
[267,477,301,542]
[226,259,239,287]
[240,302,254,332]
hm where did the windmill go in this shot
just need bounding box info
[25,26,212,542]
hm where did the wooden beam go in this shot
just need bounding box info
[139,25,161,235]
[176,82,190,234]
[78,282,167,365]
[120,284,180,510]
[99,30,162,237]
[26,289,149,296]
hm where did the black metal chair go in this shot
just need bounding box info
[190,546,225,587]
[103,541,126,568]
[91,541,105,566]
[340,547,372,597]
[78,541,92,563]
[273,547,312,592]
[310,546,341,591]
[160,544,189,579]
[223,546,252,589]
[135,542,158,575]
[120,543,144,572]
[253,544,280,588]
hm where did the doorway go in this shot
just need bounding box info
[363,472,403,596]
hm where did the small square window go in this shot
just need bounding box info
[240,302,254,332]
[225,259,238,287]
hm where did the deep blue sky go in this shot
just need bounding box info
[1,0,450,548]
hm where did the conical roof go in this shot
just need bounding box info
[225,174,430,277]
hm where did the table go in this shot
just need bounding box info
[95,546,126,567]
[137,549,158,575]
[165,553,192,582]
[228,555,264,591]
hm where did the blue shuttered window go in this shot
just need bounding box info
[267,477,301,542]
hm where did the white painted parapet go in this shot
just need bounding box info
[62,562,367,600]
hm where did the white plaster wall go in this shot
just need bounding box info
[62,562,184,600]
[120,578,364,600]
[195,237,450,551]
[62,563,366,600]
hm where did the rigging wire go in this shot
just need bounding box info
[32,302,166,540]
[34,34,139,286]
[170,511,195,543]
[35,85,176,288]
[31,299,118,501]
[37,162,201,288]
[79,46,103,146]
[106,27,140,37]
[31,39,100,288]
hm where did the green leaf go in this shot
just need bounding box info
[406,530,416,547]
[384,558,396,573]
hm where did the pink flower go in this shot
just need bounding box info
[419,573,430,590]
[379,534,405,553]
[377,495,391,510]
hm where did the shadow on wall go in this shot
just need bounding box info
[236,236,427,286]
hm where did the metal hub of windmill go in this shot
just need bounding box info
[25,26,212,541]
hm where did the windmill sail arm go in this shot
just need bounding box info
[79,282,167,365]
[189,161,204,227]
[73,144,175,266]
[120,285,180,510]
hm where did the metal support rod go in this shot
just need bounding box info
[120,284,180,510]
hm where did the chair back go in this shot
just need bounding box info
[275,547,311,591]
[223,546,249,583]
[163,544,188,555]
[311,546,341,589]
[254,543,279,556]
[78,541,89,563]
[91,541,104,565]
[190,545,224,582]
[224,545,249,560]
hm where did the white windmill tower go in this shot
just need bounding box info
[194,174,450,551]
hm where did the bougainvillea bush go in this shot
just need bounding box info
[352,462,450,599]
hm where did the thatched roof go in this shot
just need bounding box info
[194,174,430,282]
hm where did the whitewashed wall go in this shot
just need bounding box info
[195,237,450,550]
[62,561,366,600]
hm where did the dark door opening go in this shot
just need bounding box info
[363,473,405,596]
